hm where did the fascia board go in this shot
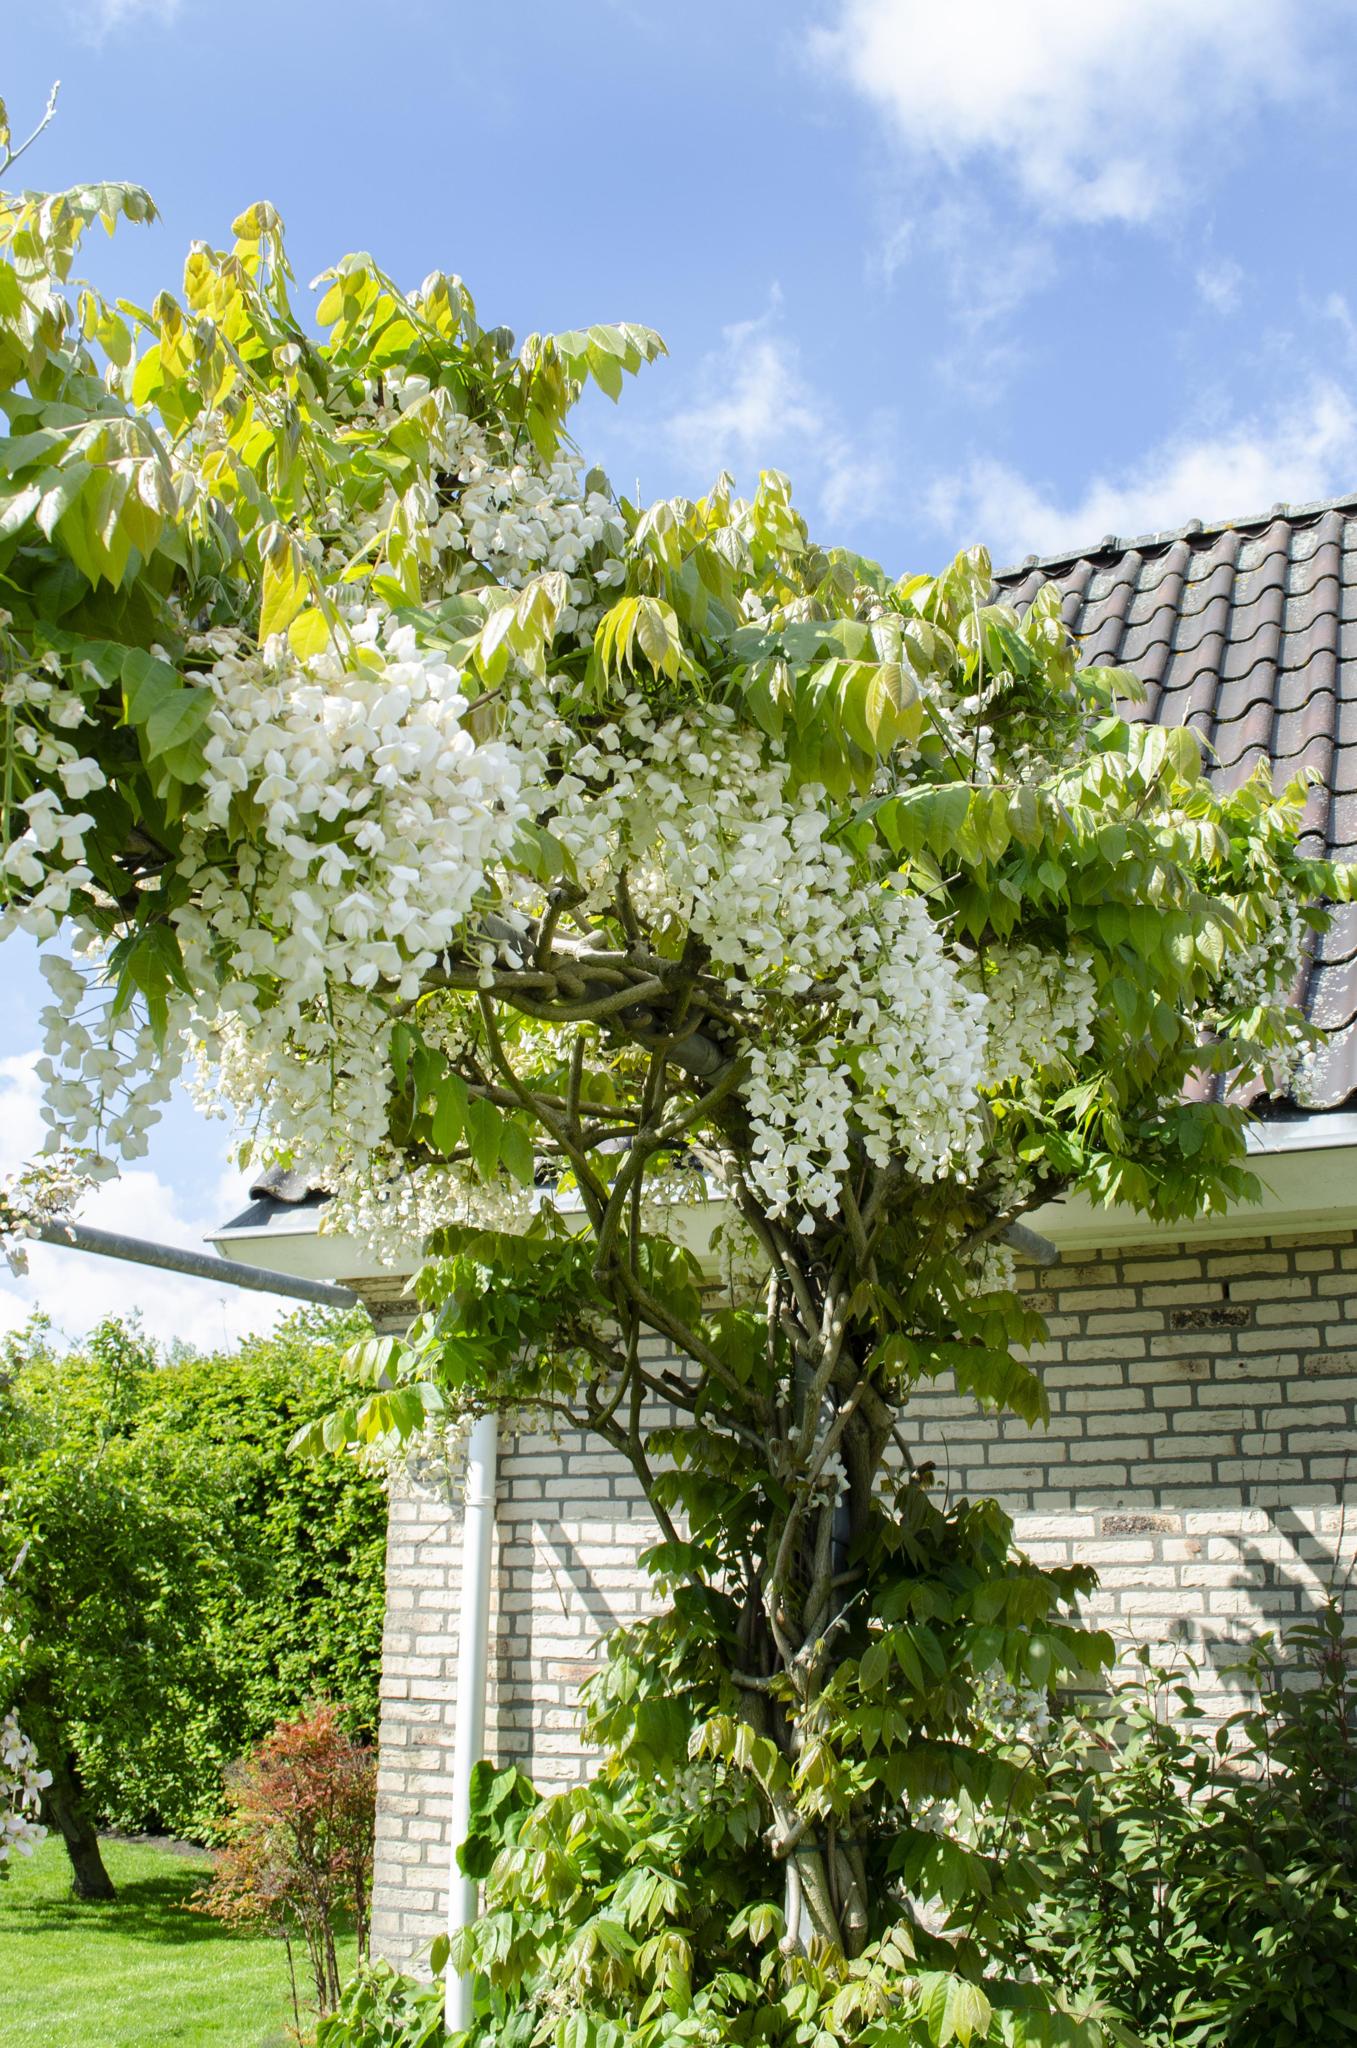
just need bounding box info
[208,1119,1357,1281]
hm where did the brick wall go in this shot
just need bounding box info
[370,1347,675,1966]
[369,1226,1357,1968]
[898,1228,1357,1692]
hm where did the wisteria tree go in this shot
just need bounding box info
[0,140,1343,2042]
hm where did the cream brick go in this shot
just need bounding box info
[1170,1406,1250,1433]
[1229,1275,1314,1302]
[1063,1387,1150,1412]
[1235,1327,1315,1352]
[1060,1287,1139,1312]
[1121,1257,1206,1283]
[1081,1564,1177,1588]
[1014,1512,1099,1538]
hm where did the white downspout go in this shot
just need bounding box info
[445,1410,499,2036]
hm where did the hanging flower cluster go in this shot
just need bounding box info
[1217,895,1309,1015]
[977,944,1098,1091]
[337,387,627,610]
[440,421,622,594]
[0,648,103,943]
[0,1143,100,1274]
[0,1547,49,1875]
[502,683,992,1223]
[0,1712,48,1871]
[35,948,183,1173]
[742,886,990,1227]
[1208,894,1314,1095]
[177,610,527,1182]
[0,182,1331,1270]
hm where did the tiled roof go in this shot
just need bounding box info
[996,494,1357,1112]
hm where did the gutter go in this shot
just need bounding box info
[35,1219,361,1309]
[1243,1111,1357,1154]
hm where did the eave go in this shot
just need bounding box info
[207,1115,1357,1288]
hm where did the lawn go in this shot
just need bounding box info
[0,1833,357,2046]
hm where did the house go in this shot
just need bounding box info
[213,494,1357,1970]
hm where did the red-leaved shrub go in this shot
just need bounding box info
[196,1704,376,2022]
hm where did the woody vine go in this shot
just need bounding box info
[0,105,1346,2041]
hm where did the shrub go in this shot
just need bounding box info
[316,1611,1357,2048]
[0,1308,386,1879]
[314,1963,448,2048]
[1013,1602,1357,2045]
[0,1357,230,1895]
[195,1704,377,2023]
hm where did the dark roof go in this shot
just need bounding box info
[248,1164,326,1205]
[215,1163,331,1222]
[996,493,1357,1111]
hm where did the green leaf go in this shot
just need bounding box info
[475,598,519,687]
[0,479,42,540]
[499,1118,535,1187]
[865,659,921,751]
[634,596,683,679]
[464,1094,501,1180]
[431,1074,468,1156]
[121,645,181,725]
[918,1973,993,2048]
[288,607,332,659]
[259,540,308,642]
[144,687,209,765]
[859,1638,891,1692]
[107,921,193,1044]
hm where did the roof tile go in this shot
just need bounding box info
[996,493,1357,1111]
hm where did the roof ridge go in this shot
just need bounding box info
[994,489,1357,583]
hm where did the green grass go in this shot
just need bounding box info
[0,1833,357,2046]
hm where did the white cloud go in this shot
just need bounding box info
[929,382,1357,564]
[910,197,1056,398]
[811,0,1325,225]
[72,0,179,39]
[822,441,891,529]
[924,199,1056,332]
[1324,292,1357,356]
[1196,258,1246,316]
[0,1052,284,1354]
[666,298,823,473]
[665,297,890,535]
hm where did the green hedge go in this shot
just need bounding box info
[0,1308,387,1840]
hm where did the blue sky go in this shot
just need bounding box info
[6,0,1357,1343]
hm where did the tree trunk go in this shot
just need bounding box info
[41,1743,116,1900]
[762,1259,901,1961]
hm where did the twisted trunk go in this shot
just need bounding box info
[757,1252,895,1958]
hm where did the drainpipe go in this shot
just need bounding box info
[445,1409,499,2037]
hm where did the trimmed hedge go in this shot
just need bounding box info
[0,1308,387,1839]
